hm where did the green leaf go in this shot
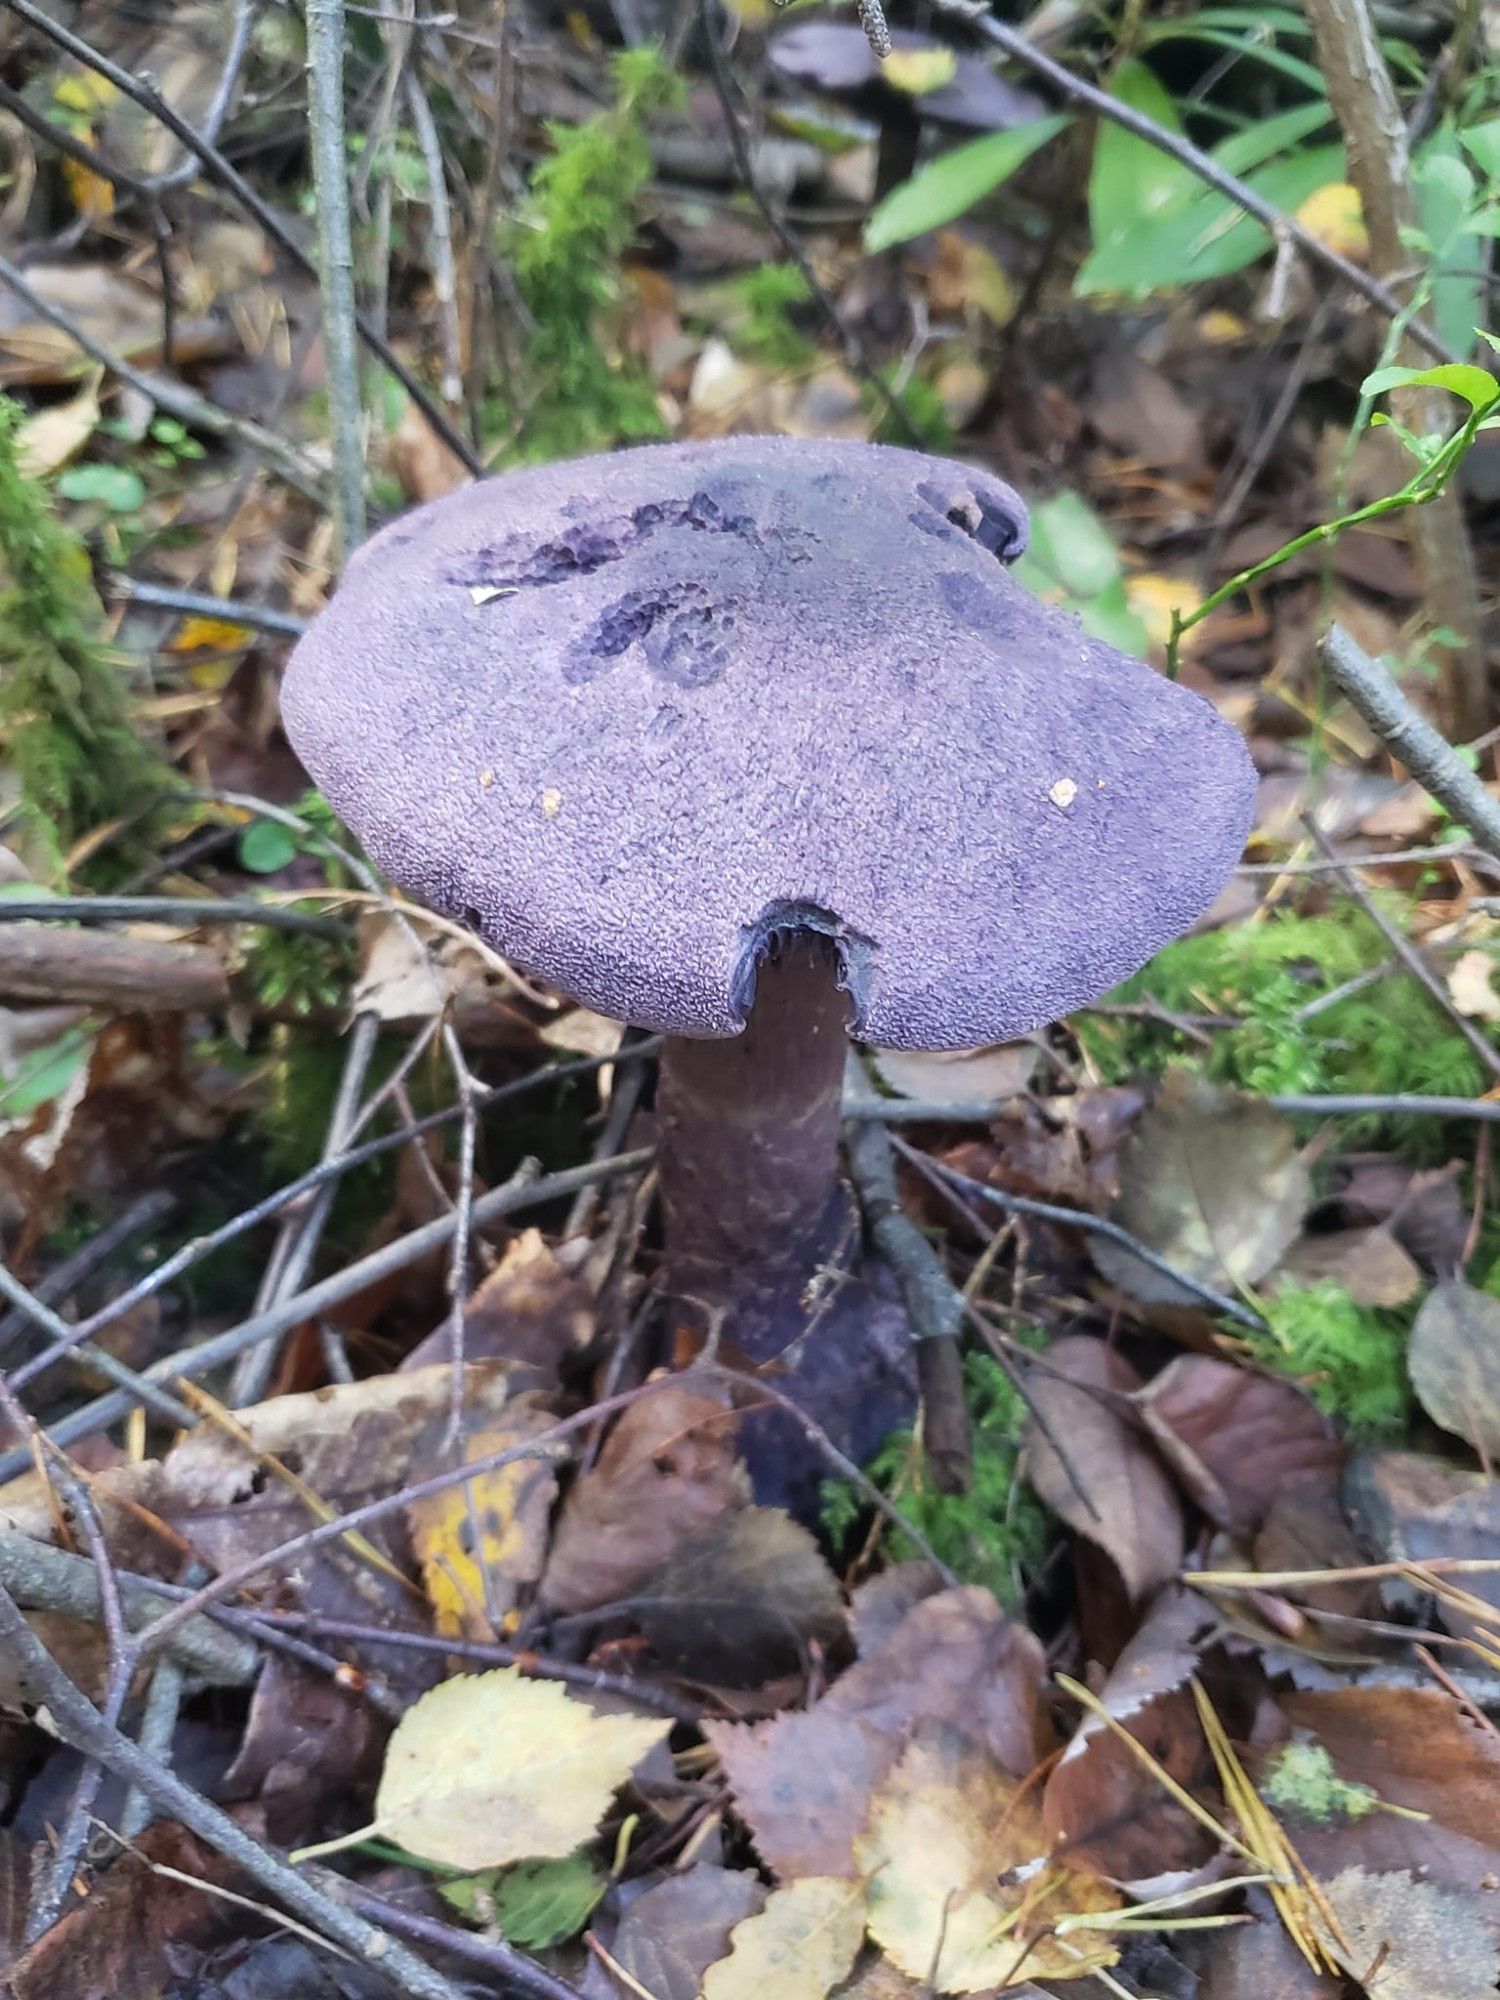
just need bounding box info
[55,463,146,512]
[1460,114,1500,184]
[1417,125,1483,360]
[1361,362,1500,412]
[1087,60,1186,257]
[0,1028,91,1119]
[1012,490,1121,599]
[863,115,1069,252]
[237,821,299,874]
[442,1852,604,1948]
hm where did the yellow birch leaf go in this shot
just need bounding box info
[700,1878,865,2000]
[855,1730,1119,1992]
[881,47,959,95]
[14,375,101,477]
[168,616,256,655]
[373,1668,672,1870]
[1294,183,1368,261]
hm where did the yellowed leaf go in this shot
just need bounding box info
[374,1668,672,1869]
[1295,182,1368,261]
[1448,949,1500,1022]
[408,1408,558,1641]
[700,1878,865,2000]
[1127,572,1203,653]
[855,1731,1119,1992]
[61,156,115,220]
[167,615,255,655]
[14,375,101,476]
[881,46,958,94]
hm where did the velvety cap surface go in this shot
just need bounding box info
[281,437,1256,1047]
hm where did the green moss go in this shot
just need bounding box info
[730,263,817,369]
[1080,909,1493,1146]
[1261,1741,1378,1824]
[0,397,171,876]
[1246,1281,1411,1437]
[497,47,683,463]
[823,1349,1052,1607]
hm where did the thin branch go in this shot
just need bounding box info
[1300,810,1500,1083]
[306,0,368,554]
[0,1583,468,2000]
[113,578,308,638]
[929,0,1453,361]
[848,1091,1500,1125]
[0,897,345,941]
[0,1151,652,1479]
[1321,625,1500,860]
[700,1,921,445]
[0,1190,175,1365]
[0,250,326,502]
[4,0,482,479]
[888,1135,1267,1329]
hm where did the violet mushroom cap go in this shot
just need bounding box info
[768,23,1047,131]
[280,436,1256,1046]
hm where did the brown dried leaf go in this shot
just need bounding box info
[1137,1355,1341,1533]
[407,1406,559,1638]
[404,1227,594,1380]
[1091,1072,1310,1305]
[1314,1866,1500,1999]
[1199,1891,1342,1999]
[1407,1281,1500,1459]
[1321,1158,1468,1277]
[1280,1227,1423,1308]
[871,1044,1038,1104]
[1042,1589,1219,1891]
[709,1587,1052,1878]
[856,1728,1120,1991]
[590,1868,766,2000]
[1344,1448,1500,1644]
[631,1507,845,1686]
[542,1386,747,1615]
[1279,1687,1500,1889]
[1024,1337,1185,1600]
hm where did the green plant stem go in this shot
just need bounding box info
[1165,407,1482,676]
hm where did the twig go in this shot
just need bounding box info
[847,1091,1500,1125]
[1300,811,1500,1083]
[0,251,326,502]
[231,1009,382,1406]
[1302,0,1485,734]
[0,1530,257,1687]
[843,1055,970,1492]
[0,922,231,1011]
[403,67,466,413]
[888,1136,1267,1329]
[5,1044,660,1387]
[117,1654,186,1842]
[4,0,482,479]
[350,1890,591,2000]
[0,897,345,941]
[146,0,256,193]
[0,1262,208,1437]
[113,579,308,638]
[699,1,920,445]
[1240,839,1500,876]
[0,1152,652,1479]
[0,1583,468,2000]
[928,0,1453,362]
[306,0,368,555]
[1321,626,1500,860]
[0,1191,175,1365]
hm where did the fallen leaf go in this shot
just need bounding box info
[542,1385,748,1614]
[369,1668,671,1869]
[881,44,959,93]
[1448,949,1500,1022]
[588,1867,765,2000]
[631,1507,846,1685]
[408,1408,559,1639]
[1314,1867,1500,1999]
[1294,182,1369,260]
[1280,1227,1423,1308]
[537,1006,626,1057]
[1091,1071,1310,1306]
[1279,1687,1500,1890]
[1043,1589,1221,1892]
[403,1228,595,1380]
[1321,1158,1469,1278]
[871,1043,1039,1104]
[1024,1337,1185,1600]
[1407,1281,1500,1459]
[1137,1354,1341,1533]
[1344,1448,1500,1644]
[1197,1887,1342,1999]
[856,1728,1120,1992]
[14,376,101,477]
[701,1878,864,2000]
[709,1587,1052,1879]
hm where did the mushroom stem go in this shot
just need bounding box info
[657,932,851,1356]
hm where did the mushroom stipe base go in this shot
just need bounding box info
[658,934,916,1509]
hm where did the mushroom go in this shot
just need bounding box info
[280,437,1255,1506]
